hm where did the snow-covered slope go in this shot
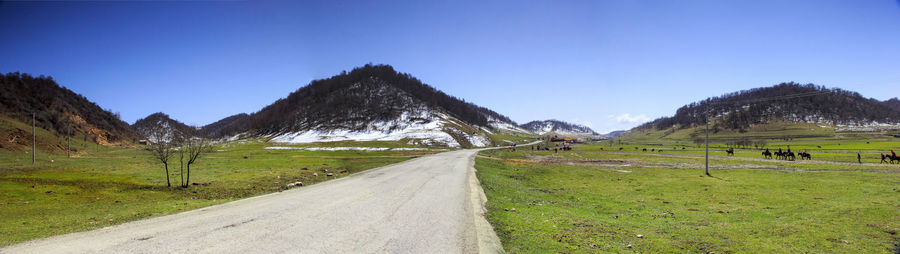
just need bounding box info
[270,110,490,148]
[132,112,197,142]
[486,117,531,134]
[207,64,525,148]
[520,119,598,136]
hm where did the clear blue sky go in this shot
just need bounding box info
[2,0,899,133]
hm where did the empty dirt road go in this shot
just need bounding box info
[3,149,504,253]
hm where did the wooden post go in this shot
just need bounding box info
[32,112,36,165]
[705,107,711,176]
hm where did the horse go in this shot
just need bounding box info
[890,154,900,164]
[642,148,647,152]
[785,152,796,161]
[798,152,811,160]
[774,151,785,160]
[762,150,772,159]
[725,148,734,156]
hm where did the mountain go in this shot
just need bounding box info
[884,98,900,112]
[208,64,528,147]
[131,112,197,142]
[0,72,140,149]
[604,130,627,138]
[520,119,598,136]
[636,82,900,132]
[199,113,249,138]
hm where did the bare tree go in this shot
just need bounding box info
[179,135,210,188]
[146,124,177,187]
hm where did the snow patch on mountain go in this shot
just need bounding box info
[521,119,598,136]
[269,110,492,148]
[488,117,531,133]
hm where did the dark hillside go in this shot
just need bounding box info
[637,83,900,131]
[883,98,900,112]
[520,119,598,135]
[199,113,249,138]
[132,112,197,140]
[209,64,516,138]
[0,72,139,145]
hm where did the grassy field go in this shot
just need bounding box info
[0,139,438,246]
[476,142,900,253]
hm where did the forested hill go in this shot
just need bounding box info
[0,72,139,145]
[132,112,197,140]
[636,82,900,131]
[884,98,900,112]
[207,64,518,138]
[520,119,598,135]
[199,113,248,138]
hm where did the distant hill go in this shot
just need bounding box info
[883,98,900,112]
[636,82,900,132]
[604,130,627,138]
[208,64,527,147]
[0,72,139,149]
[199,113,249,138]
[131,112,197,142]
[520,119,598,136]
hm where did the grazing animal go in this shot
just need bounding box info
[798,152,811,160]
[658,149,663,153]
[619,147,624,151]
[762,150,772,159]
[725,148,734,156]
[642,148,647,152]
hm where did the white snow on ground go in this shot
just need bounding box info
[264,147,432,151]
[269,110,499,148]
[487,117,531,133]
[467,134,491,147]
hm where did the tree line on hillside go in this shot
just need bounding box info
[204,64,516,138]
[637,83,900,132]
[0,72,139,144]
[199,113,249,137]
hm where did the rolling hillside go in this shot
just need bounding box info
[0,72,139,152]
[206,64,530,148]
[131,112,198,142]
[636,82,900,132]
[520,119,598,136]
[199,113,248,138]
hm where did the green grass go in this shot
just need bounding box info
[0,140,434,246]
[476,147,900,253]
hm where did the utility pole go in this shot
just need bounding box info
[32,112,36,165]
[66,128,70,158]
[705,112,710,176]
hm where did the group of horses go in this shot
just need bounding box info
[759,150,811,161]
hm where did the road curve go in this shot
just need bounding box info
[3,149,504,254]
